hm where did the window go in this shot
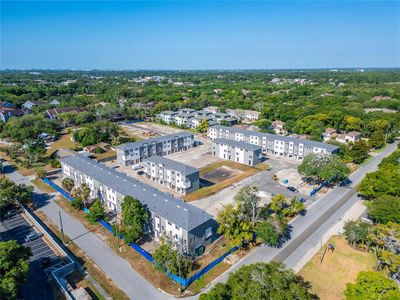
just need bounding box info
[168,221,172,226]
[205,227,212,239]
[175,225,179,230]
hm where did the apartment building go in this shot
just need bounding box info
[157,108,237,128]
[208,125,339,160]
[212,138,262,166]
[144,156,199,195]
[115,132,194,166]
[226,109,260,121]
[60,153,217,256]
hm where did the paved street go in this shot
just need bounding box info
[195,141,399,296]
[3,141,398,300]
[0,212,62,300]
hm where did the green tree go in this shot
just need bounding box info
[196,118,209,133]
[0,240,32,300]
[358,168,400,199]
[350,140,370,164]
[153,243,192,278]
[343,220,371,247]
[0,178,33,209]
[200,262,317,300]
[345,271,400,300]
[367,196,400,224]
[61,178,75,192]
[234,185,261,226]
[35,166,46,179]
[255,220,281,246]
[87,199,105,223]
[217,204,253,247]
[121,196,148,244]
[369,129,386,149]
[72,196,84,211]
[298,153,349,182]
[344,115,363,132]
[269,194,287,216]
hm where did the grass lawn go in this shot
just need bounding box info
[93,150,116,160]
[299,236,376,300]
[185,160,269,202]
[46,133,79,157]
[32,178,56,193]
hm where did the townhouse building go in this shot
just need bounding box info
[208,125,339,160]
[144,156,200,195]
[212,138,262,166]
[60,153,217,256]
[46,107,85,120]
[157,109,237,128]
[226,109,260,121]
[115,132,195,166]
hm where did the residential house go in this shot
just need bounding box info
[335,131,361,144]
[115,132,194,166]
[208,125,339,160]
[203,106,220,114]
[60,153,217,256]
[46,107,85,120]
[323,128,337,141]
[0,107,25,122]
[212,138,262,166]
[0,101,16,109]
[271,120,286,135]
[144,156,199,195]
[83,143,111,154]
[49,99,60,106]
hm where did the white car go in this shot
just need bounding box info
[132,164,143,171]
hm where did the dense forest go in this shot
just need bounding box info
[1,69,399,145]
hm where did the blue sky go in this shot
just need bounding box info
[1,1,399,69]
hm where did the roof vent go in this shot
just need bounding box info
[165,199,168,202]
[153,194,156,197]
[183,208,188,211]
[142,188,146,192]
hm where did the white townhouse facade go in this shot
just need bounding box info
[144,156,200,195]
[212,138,262,166]
[115,132,194,166]
[226,109,260,121]
[208,125,339,160]
[60,153,217,256]
[156,108,237,129]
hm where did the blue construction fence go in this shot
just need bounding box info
[309,175,337,196]
[43,178,239,287]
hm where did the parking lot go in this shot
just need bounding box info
[0,211,63,300]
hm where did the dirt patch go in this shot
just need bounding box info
[202,166,241,183]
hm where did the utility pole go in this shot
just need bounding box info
[59,211,65,244]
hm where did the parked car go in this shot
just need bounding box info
[25,232,43,243]
[137,170,144,176]
[39,256,51,267]
[287,186,299,193]
[132,164,143,171]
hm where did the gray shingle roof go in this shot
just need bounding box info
[115,132,194,151]
[60,153,211,232]
[145,156,199,176]
[210,125,339,152]
[214,138,262,151]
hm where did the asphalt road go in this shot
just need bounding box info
[3,141,398,300]
[0,212,62,300]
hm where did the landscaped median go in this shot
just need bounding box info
[184,160,270,202]
[43,178,250,296]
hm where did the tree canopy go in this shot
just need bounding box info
[121,196,148,244]
[0,240,32,300]
[200,262,318,300]
[345,271,400,300]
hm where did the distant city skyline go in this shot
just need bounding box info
[1,1,399,70]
